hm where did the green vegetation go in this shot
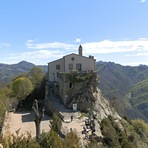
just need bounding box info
[63,131,81,148]
[126,79,148,121]
[50,113,62,133]
[30,67,45,86]
[68,72,93,83]
[101,116,129,147]
[12,77,33,100]
[131,119,148,141]
[0,66,45,132]
[129,79,148,106]
[100,116,148,148]
[96,61,148,122]
[40,130,63,148]
[0,61,47,84]
[1,129,81,148]
[0,86,11,127]
[2,131,40,148]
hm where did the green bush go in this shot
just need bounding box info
[50,113,62,133]
[68,73,93,83]
[40,130,63,148]
[63,131,81,148]
[2,131,40,148]
[131,119,148,141]
[100,116,136,148]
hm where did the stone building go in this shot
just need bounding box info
[47,45,96,107]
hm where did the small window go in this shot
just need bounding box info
[69,64,73,69]
[69,83,72,88]
[56,65,60,70]
[57,72,59,78]
[76,63,82,71]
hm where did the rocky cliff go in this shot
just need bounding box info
[67,73,121,121]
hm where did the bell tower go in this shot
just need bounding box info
[78,45,83,56]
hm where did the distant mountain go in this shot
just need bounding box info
[0,60,148,121]
[0,61,47,83]
[96,61,148,122]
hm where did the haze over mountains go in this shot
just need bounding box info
[0,61,148,122]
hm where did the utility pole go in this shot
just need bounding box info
[32,99,42,142]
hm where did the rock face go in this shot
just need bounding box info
[67,73,121,121]
[67,73,99,110]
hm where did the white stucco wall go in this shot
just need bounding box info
[64,54,95,73]
[48,53,96,82]
[48,58,64,82]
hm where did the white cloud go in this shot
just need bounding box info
[127,52,148,57]
[25,38,148,55]
[6,50,65,65]
[3,38,148,65]
[81,38,148,55]
[23,38,148,64]
[140,0,146,2]
[75,38,81,43]
[27,40,35,43]
[0,43,10,48]
[26,41,76,50]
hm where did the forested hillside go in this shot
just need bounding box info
[96,61,148,122]
[126,79,148,120]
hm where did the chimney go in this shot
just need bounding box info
[78,45,82,56]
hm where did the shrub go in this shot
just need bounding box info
[2,131,40,148]
[40,130,63,148]
[63,131,81,148]
[50,113,62,133]
[131,119,148,141]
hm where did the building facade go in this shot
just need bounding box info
[47,45,96,105]
[48,45,96,82]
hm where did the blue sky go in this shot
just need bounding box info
[0,0,148,66]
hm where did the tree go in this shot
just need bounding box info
[12,77,33,100]
[2,131,40,148]
[131,119,148,140]
[30,67,44,86]
[50,113,62,133]
[63,131,81,148]
[40,130,63,148]
[0,86,11,126]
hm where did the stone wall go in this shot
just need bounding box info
[58,72,98,108]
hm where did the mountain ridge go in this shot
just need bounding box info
[0,61,46,83]
[96,61,148,122]
[0,60,148,121]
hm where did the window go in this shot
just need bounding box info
[69,64,73,69]
[56,65,60,70]
[76,63,82,71]
[57,72,59,78]
[69,83,72,88]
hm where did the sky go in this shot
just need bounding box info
[0,0,148,66]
